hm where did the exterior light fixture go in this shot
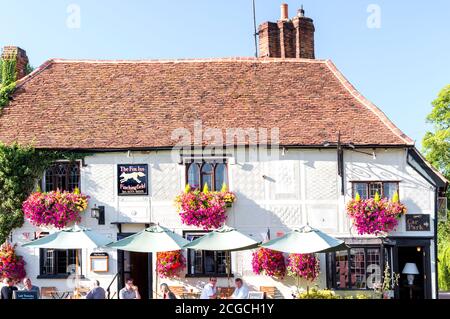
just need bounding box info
[90,204,105,225]
[402,263,420,285]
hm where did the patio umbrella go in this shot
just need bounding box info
[22,225,113,291]
[183,225,260,288]
[22,224,112,250]
[106,224,189,299]
[106,224,189,253]
[260,225,348,254]
[183,225,260,251]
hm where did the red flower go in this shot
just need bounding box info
[156,251,186,278]
[252,248,286,278]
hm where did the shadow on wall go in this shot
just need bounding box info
[347,163,432,212]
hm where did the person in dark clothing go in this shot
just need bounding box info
[1,278,18,300]
[160,283,176,299]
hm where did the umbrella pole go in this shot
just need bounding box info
[76,249,80,289]
[227,252,231,289]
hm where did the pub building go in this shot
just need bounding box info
[1,4,447,299]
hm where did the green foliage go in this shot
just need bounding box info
[296,288,371,299]
[438,221,450,291]
[0,58,17,109]
[422,84,450,291]
[0,142,90,244]
[0,143,55,243]
[423,85,450,179]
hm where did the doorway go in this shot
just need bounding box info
[394,239,431,299]
[117,233,153,299]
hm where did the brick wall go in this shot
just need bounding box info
[1,46,29,80]
[258,11,315,59]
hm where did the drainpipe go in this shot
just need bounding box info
[434,187,439,299]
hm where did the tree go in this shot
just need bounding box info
[422,84,450,291]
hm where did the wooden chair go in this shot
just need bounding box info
[259,286,276,299]
[40,287,57,299]
[168,286,185,299]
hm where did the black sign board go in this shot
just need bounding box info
[406,214,431,232]
[118,164,148,196]
[13,290,39,300]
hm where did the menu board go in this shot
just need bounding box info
[406,214,431,232]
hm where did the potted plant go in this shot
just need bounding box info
[251,248,286,279]
[287,253,320,295]
[174,183,236,230]
[373,263,400,299]
[22,187,89,229]
[0,241,26,283]
[346,192,407,236]
[156,250,186,278]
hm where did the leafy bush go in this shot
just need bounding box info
[296,288,371,299]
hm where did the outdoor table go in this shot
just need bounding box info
[51,291,71,299]
[181,292,201,299]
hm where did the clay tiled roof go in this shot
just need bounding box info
[0,57,413,150]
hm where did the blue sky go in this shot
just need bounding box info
[1,0,449,148]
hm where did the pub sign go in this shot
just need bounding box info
[118,164,148,195]
[405,214,431,232]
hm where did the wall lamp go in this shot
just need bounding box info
[91,204,105,225]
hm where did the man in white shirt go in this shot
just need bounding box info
[231,278,249,299]
[200,277,218,299]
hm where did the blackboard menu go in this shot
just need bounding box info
[406,214,431,232]
[118,164,148,195]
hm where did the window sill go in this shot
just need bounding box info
[185,274,234,278]
[37,274,85,280]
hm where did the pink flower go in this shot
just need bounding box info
[175,188,236,230]
[252,248,286,278]
[0,242,26,283]
[287,254,319,282]
[346,197,407,235]
[22,190,89,229]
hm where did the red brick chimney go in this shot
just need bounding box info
[1,46,29,80]
[258,4,315,59]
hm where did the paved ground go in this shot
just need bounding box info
[439,292,450,299]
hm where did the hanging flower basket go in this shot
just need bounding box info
[346,192,407,236]
[156,250,186,278]
[287,253,320,282]
[252,248,286,279]
[175,184,236,230]
[0,242,26,283]
[22,188,89,229]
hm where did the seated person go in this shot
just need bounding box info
[200,277,218,299]
[21,277,40,298]
[1,278,18,300]
[160,283,176,299]
[86,280,106,299]
[231,278,249,299]
[119,279,141,299]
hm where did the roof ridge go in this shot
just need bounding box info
[324,60,415,146]
[16,59,55,88]
[49,57,328,64]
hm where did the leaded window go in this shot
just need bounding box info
[186,161,228,191]
[352,182,399,200]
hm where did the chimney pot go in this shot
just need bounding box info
[298,5,305,17]
[280,3,289,21]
